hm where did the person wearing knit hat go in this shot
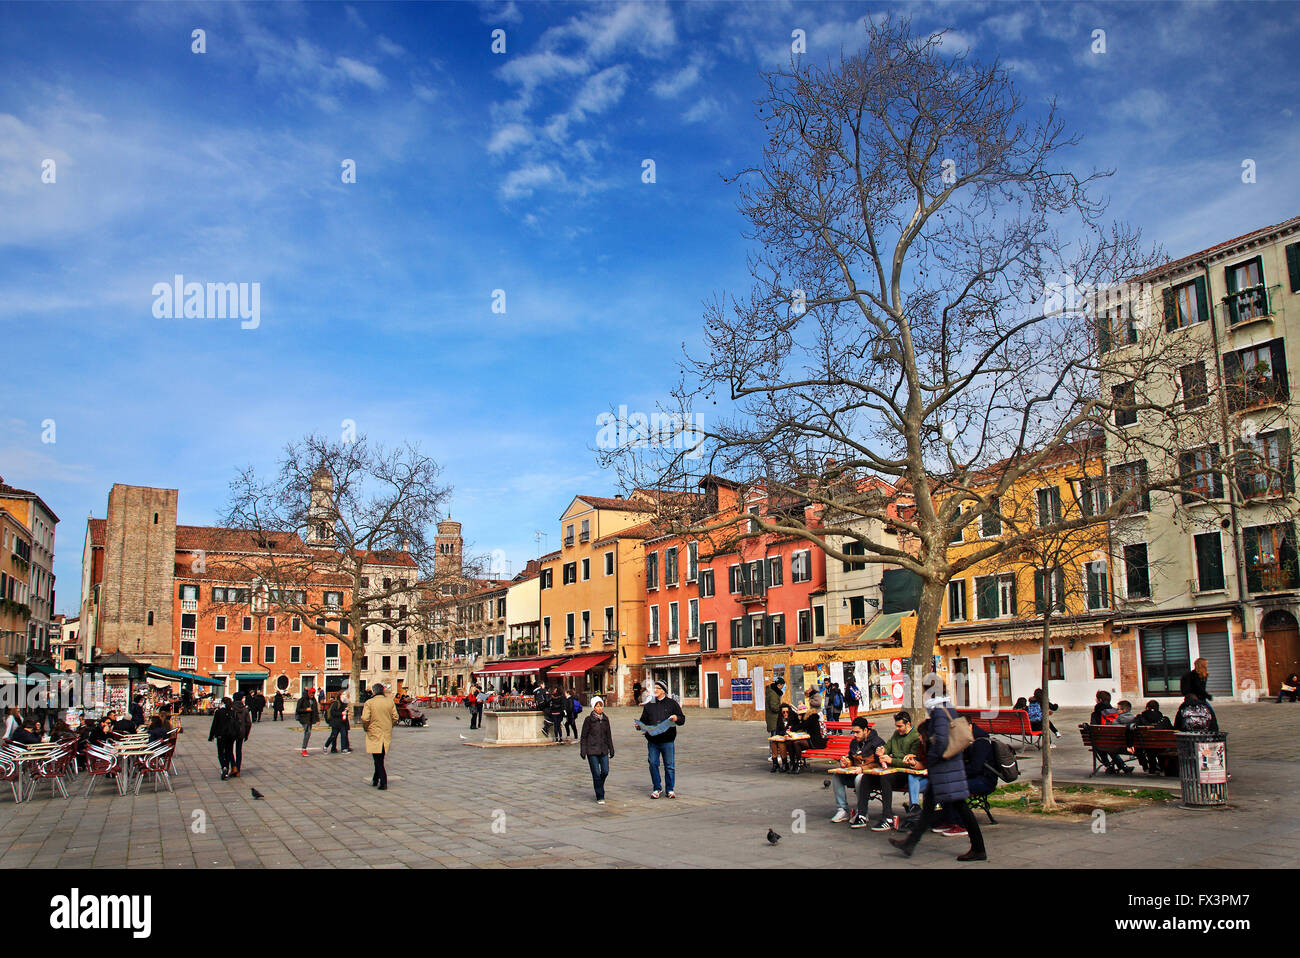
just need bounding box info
[636,680,686,799]
[578,696,615,804]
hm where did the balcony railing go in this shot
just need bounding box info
[325,657,341,670]
[647,631,660,647]
[579,531,590,543]
[564,638,575,649]
[579,634,590,647]
[1225,284,1273,326]
[178,655,197,670]
[181,599,197,612]
[180,628,196,641]
[564,535,575,547]
[602,633,616,646]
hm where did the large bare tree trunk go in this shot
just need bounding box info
[909,577,945,709]
[1040,615,1057,811]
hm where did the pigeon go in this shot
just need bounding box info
[822,779,831,789]
[251,788,265,800]
[766,828,781,845]
[455,716,461,720]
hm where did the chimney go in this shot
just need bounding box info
[401,538,410,553]
[614,494,623,500]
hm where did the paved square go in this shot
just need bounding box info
[1,703,1296,868]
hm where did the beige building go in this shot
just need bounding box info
[1100,216,1300,700]
[0,477,59,658]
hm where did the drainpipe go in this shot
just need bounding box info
[1200,258,1250,694]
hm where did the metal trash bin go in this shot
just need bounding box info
[1175,731,1228,808]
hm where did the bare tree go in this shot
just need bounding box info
[603,16,1213,706]
[219,433,460,703]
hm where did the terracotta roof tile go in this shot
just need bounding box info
[0,478,60,523]
[1137,215,1300,283]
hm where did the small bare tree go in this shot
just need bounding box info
[220,433,461,703]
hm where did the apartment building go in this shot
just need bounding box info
[0,477,58,657]
[0,505,35,666]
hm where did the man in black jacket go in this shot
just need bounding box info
[208,697,238,780]
[831,717,884,824]
[637,680,685,799]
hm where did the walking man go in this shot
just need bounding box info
[636,680,686,799]
[207,696,238,781]
[272,690,284,721]
[362,683,398,790]
[296,688,319,757]
[323,696,345,753]
[230,691,252,776]
[578,696,614,804]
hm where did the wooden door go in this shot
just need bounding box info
[1262,611,1300,695]
[984,656,1011,707]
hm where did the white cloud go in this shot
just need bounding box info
[682,96,722,125]
[335,56,387,90]
[651,60,702,98]
[542,3,675,60]
[1113,89,1170,126]
[571,65,630,118]
[499,51,590,91]
[480,1,523,26]
[376,35,405,58]
[500,163,562,199]
[412,83,437,103]
[935,29,975,53]
[984,9,1033,42]
[488,123,533,155]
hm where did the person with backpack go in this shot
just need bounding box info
[296,688,320,757]
[845,680,862,721]
[1027,688,1060,740]
[890,680,986,862]
[934,722,1005,837]
[1133,700,1175,774]
[1175,693,1219,733]
[1089,690,1128,773]
[566,691,582,739]
[546,687,567,743]
[207,697,239,781]
[229,691,252,776]
[578,696,615,803]
[323,696,345,753]
[827,683,844,722]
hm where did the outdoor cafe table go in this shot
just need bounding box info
[109,743,159,793]
[9,746,71,802]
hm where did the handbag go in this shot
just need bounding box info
[940,706,974,759]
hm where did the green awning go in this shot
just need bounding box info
[234,672,269,681]
[855,611,908,645]
[26,662,59,676]
[146,665,225,688]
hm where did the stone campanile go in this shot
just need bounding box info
[435,519,462,577]
[99,484,177,667]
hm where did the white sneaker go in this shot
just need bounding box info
[597,799,606,805]
[667,791,676,799]
[830,809,850,824]
[650,790,661,799]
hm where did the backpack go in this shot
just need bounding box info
[984,738,1020,782]
[1026,701,1043,723]
[1178,702,1214,732]
[573,698,583,715]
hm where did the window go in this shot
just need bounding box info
[1162,277,1207,330]
[1224,338,1288,411]
[213,646,225,664]
[1091,645,1113,679]
[562,562,577,585]
[604,551,614,576]
[1140,623,1190,695]
[728,564,741,594]
[948,505,964,544]
[798,609,812,643]
[291,618,300,632]
[1076,477,1108,518]
[398,629,407,644]
[565,524,574,546]
[1112,381,1138,427]
[543,617,551,648]
[604,606,614,638]
[215,615,226,631]
[398,656,407,670]
[1194,532,1225,592]
[1224,256,1268,325]
[770,614,786,646]
[315,617,325,635]
[730,619,747,650]
[767,556,783,586]
[1235,429,1294,499]
[1180,362,1208,409]
[646,552,659,590]
[147,611,154,626]
[242,616,253,632]
[665,547,679,586]
[180,640,196,658]
[240,646,252,663]
[361,656,368,670]
[688,598,699,639]
[1085,560,1109,610]
[1110,461,1150,514]
[748,507,760,534]
[1176,445,1223,503]
[264,646,275,664]
[649,605,659,644]
[340,621,349,636]
[813,605,825,637]
[1037,486,1062,527]
[668,602,680,641]
[1047,647,1065,681]
[290,646,300,663]
[975,574,1015,619]
[687,542,698,582]
[381,656,391,671]
[1124,543,1151,599]
[841,540,867,573]
[1034,568,1066,613]
[701,622,717,653]
[791,550,812,583]
[265,616,276,632]
[699,568,715,598]
[848,595,866,624]
[581,610,590,640]
[581,558,590,581]
[540,568,553,590]
[323,591,342,607]
[382,629,391,644]
[566,613,575,642]
[360,577,369,589]
[1096,304,1137,353]
[580,518,590,542]
[948,580,967,622]
[179,584,199,601]
[1243,522,1298,593]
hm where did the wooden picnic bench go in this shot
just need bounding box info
[1078,724,1135,776]
[955,708,1040,749]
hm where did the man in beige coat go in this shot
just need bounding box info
[361,683,399,790]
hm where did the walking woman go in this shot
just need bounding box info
[296,688,320,757]
[546,687,567,743]
[578,696,615,804]
[207,697,238,780]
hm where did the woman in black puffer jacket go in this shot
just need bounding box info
[578,696,615,802]
[545,687,567,743]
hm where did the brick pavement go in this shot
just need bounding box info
[0,701,1296,868]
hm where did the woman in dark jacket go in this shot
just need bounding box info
[772,704,803,772]
[891,689,986,861]
[578,696,615,803]
[545,687,567,743]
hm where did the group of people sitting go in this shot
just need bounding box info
[824,711,997,837]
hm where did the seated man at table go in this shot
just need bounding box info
[8,722,41,746]
[829,717,886,823]
[852,711,925,831]
[111,712,138,734]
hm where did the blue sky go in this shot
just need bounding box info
[1,1,1297,615]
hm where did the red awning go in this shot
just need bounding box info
[547,653,614,677]
[473,657,566,677]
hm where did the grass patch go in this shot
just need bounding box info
[986,782,1174,817]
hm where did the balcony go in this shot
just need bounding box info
[564,638,575,649]
[739,586,766,604]
[180,628,196,641]
[647,631,660,647]
[181,599,197,612]
[1225,285,1274,328]
[579,634,590,647]
[579,531,590,543]
[325,656,341,670]
[564,535,575,548]
[178,655,197,670]
[602,633,617,646]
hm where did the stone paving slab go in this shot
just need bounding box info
[0,701,1296,868]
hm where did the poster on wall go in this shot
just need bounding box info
[753,667,764,705]
[790,664,805,705]
[1196,741,1227,784]
[106,680,129,716]
[730,678,753,703]
[890,658,906,709]
[829,662,845,688]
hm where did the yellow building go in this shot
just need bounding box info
[0,506,35,666]
[539,493,661,704]
[935,438,1128,709]
[0,478,58,658]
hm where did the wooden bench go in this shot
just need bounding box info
[955,708,1040,749]
[1078,724,1135,777]
[1131,726,1178,775]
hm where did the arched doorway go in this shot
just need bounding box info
[1261,610,1300,696]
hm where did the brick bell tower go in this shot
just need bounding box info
[99,484,178,667]
[435,520,462,577]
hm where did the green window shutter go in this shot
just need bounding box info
[1282,429,1296,494]
[1097,315,1112,354]
[1193,275,1209,325]
[1223,266,1240,326]
[1243,527,1261,593]
[1162,287,1178,331]
[1053,568,1066,611]
[1033,570,1046,614]
[1223,350,1244,410]
[1009,578,1018,615]
[1271,339,1289,400]
[1286,243,1300,293]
